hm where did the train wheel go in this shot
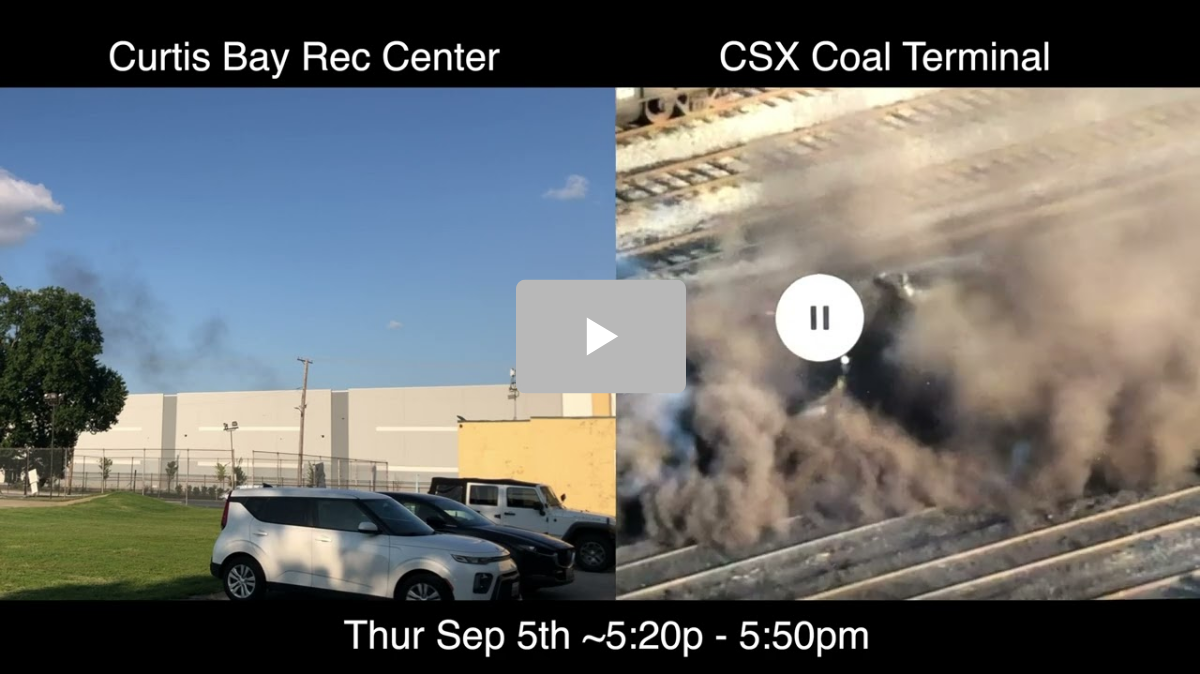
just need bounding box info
[642,97,674,124]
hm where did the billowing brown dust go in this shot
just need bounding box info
[617,89,1200,550]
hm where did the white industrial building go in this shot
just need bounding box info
[68,386,615,492]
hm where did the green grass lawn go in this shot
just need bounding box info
[0,493,223,599]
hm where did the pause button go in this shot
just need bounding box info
[810,305,830,330]
[775,274,865,362]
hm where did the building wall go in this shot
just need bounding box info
[347,385,564,486]
[76,394,165,451]
[70,386,611,490]
[562,393,593,417]
[174,389,335,483]
[457,417,616,517]
[74,393,165,486]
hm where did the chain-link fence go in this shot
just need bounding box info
[0,448,405,503]
[237,451,444,493]
[250,451,442,493]
[248,451,389,490]
[1,447,240,501]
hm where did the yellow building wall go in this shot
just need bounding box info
[457,417,615,517]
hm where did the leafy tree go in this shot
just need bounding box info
[165,460,179,492]
[214,462,228,490]
[233,458,247,487]
[97,457,113,491]
[0,279,128,487]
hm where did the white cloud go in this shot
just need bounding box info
[0,169,64,245]
[387,320,403,330]
[543,174,589,200]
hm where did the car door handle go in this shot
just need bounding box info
[252,531,268,537]
[316,536,332,543]
[503,512,515,516]
[493,514,502,519]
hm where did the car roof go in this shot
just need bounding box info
[433,477,543,488]
[384,491,446,502]
[231,487,387,500]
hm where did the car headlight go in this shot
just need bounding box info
[453,553,508,565]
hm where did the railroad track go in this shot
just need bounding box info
[1096,570,1200,599]
[630,143,1200,293]
[615,89,825,146]
[618,94,1200,275]
[615,88,1048,216]
[616,481,1200,601]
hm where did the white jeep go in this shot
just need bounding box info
[428,477,616,572]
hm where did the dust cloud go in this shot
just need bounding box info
[617,89,1200,550]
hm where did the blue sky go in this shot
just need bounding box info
[0,88,614,394]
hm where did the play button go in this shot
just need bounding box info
[516,280,685,394]
[586,318,618,355]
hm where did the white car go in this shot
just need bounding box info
[211,487,520,601]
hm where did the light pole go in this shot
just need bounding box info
[223,422,239,493]
[44,393,61,498]
[508,368,520,420]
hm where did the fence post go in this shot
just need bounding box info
[142,449,147,495]
[184,448,190,506]
[101,448,106,493]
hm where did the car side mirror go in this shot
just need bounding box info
[425,517,447,529]
[560,493,566,503]
[358,521,380,534]
[537,505,545,516]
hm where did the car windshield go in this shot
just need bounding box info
[539,486,561,508]
[428,496,493,527]
[363,497,435,536]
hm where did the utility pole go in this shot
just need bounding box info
[508,368,520,420]
[297,358,312,487]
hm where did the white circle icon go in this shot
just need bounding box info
[775,274,865,362]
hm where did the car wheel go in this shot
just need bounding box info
[574,533,614,572]
[396,572,453,601]
[222,556,266,601]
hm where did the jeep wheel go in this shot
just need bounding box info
[574,533,614,572]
